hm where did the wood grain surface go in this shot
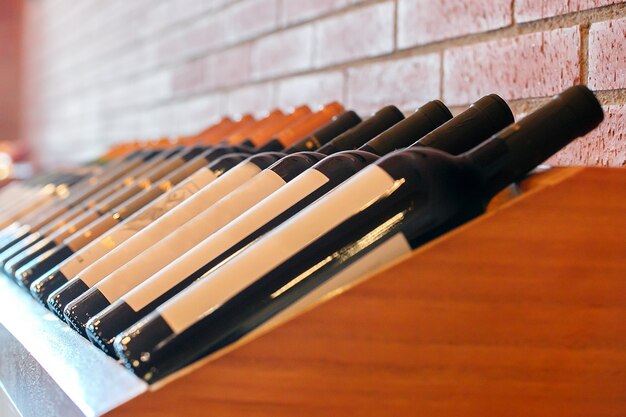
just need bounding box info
[104,167,626,417]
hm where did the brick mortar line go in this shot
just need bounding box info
[579,24,591,84]
[31,2,626,102]
[392,0,399,52]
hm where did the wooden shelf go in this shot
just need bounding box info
[1,167,625,417]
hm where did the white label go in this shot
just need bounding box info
[97,169,287,302]
[59,168,216,279]
[124,169,330,310]
[159,165,398,334]
[79,162,262,287]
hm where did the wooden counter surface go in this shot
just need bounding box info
[0,167,624,417]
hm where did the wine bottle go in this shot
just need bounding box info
[222,111,284,146]
[28,159,231,302]
[4,146,214,278]
[253,102,344,152]
[0,149,144,226]
[24,146,252,295]
[0,150,159,252]
[0,148,180,269]
[46,146,214,242]
[21,147,175,229]
[0,170,90,229]
[1,113,259,257]
[39,111,359,291]
[62,106,405,335]
[47,152,283,320]
[45,111,362,317]
[85,100,456,354]
[63,151,324,334]
[238,105,313,149]
[86,95,512,355]
[114,86,603,383]
[285,111,361,153]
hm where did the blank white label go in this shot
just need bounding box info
[97,169,288,302]
[159,165,398,334]
[59,168,217,279]
[79,161,262,287]
[124,169,330,310]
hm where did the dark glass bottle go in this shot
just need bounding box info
[113,85,603,383]
[0,149,148,239]
[253,102,345,152]
[59,106,405,336]
[43,110,367,320]
[89,99,502,355]
[27,147,252,301]
[0,147,195,274]
[5,145,239,282]
[36,112,362,304]
[63,151,325,335]
[285,111,362,153]
[46,152,282,321]
[87,96,510,356]
[0,150,161,256]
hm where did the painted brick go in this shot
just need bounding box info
[315,1,395,67]
[223,0,279,46]
[588,17,626,90]
[170,57,211,97]
[444,26,581,105]
[226,82,275,116]
[154,29,187,67]
[276,71,344,108]
[281,0,352,25]
[169,0,214,24]
[347,54,440,114]
[133,0,172,39]
[515,0,623,23]
[175,94,227,135]
[397,0,511,48]
[20,0,626,168]
[211,44,253,89]
[251,25,314,79]
[129,69,173,107]
[177,15,226,60]
[549,105,626,166]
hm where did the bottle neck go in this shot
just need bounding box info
[462,86,604,199]
[358,100,453,157]
[285,111,362,154]
[317,106,404,155]
[412,94,514,156]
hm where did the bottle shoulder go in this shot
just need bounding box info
[267,152,325,180]
[206,153,252,172]
[374,147,485,210]
[246,152,286,170]
[310,150,379,180]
